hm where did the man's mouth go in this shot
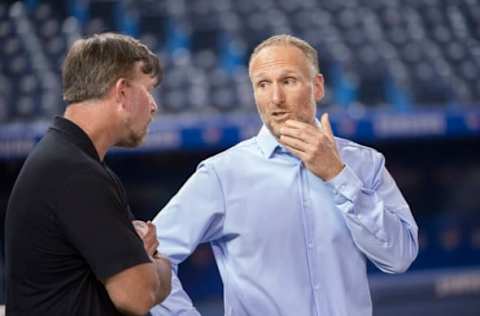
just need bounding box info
[272,111,289,120]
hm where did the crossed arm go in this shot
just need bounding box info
[104,221,172,315]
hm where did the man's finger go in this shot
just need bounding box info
[281,143,307,161]
[149,241,159,255]
[146,222,156,233]
[285,119,325,137]
[285,120,310,129]
[279,135,308,153]
[320,113,335,140]
[132,220,148,238]
[280,126,310,141]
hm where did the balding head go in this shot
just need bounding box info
[248,34,319,78]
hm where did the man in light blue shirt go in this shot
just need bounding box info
[150,34,418,316]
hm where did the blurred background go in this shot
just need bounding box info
[1,0,480,315]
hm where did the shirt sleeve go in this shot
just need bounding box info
[326,152,419,273]
[56,167,151,280]
[151,161,225,314]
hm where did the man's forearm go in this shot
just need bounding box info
[149,266,201,316]
[152,254,172,303]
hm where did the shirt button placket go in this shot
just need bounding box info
[302,168,322,315]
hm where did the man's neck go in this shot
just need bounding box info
[64,101,117,161]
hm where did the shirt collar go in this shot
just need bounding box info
[256,125,281,159]
[50,116,101,162]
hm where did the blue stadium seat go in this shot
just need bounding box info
[0,0,479,121]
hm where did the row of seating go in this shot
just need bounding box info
[0,0,479,122]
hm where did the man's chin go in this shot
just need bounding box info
[116,136,145,148]
[265,123,282,139]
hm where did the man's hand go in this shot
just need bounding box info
[279,113,344,181]
[132,220,159,257]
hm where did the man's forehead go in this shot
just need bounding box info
[252,68,300,80]
[252,45,301,62]
[250,45,312,77]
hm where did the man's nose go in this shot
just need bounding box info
[271,83,285,105]
[150,96,158,114]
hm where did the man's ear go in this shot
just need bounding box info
[313,73,325,102]
[112,78,128,105]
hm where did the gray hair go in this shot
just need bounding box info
[248,34,319,75]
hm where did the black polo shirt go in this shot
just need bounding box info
[5,116,151,315]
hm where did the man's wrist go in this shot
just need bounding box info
[324,163,345,181]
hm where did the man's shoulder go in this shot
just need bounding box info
[21,131,106,189]
[201,137,258,167]
[31,128,83,161]
[334,136,386,186]
[335,136,383,158]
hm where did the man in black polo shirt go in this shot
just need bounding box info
[5,33,171,315]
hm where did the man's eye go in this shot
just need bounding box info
[257,81,268,88]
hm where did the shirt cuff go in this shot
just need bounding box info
[326,164,363,206]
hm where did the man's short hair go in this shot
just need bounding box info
[62,32,162,104]
[248,34,319,76]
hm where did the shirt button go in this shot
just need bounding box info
[307,243,313,249]
[314,285,320,291]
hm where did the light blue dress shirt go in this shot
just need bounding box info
[151,125,418,316]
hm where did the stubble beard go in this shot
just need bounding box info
[116,125,147,148]
[259,99,316,139]
[264,112,313,140]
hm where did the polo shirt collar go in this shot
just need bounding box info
[51,116,101,162]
